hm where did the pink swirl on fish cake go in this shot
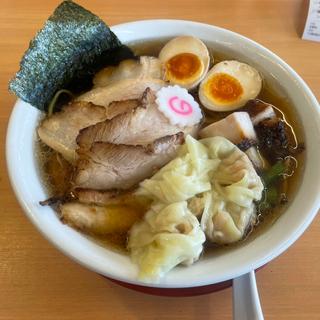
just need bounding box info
[168,96,193,116]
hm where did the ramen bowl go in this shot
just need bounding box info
[6,20,320,295]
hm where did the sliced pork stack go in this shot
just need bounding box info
[77,88,197,150]
[38,101,108,163]
[37,99,141,163]
[37,78,165,163]
[76,78,165,108]
[73,133,184,190]
[38,82,198,231]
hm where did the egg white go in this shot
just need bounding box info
[199,60,262,111]
[159,36,210,90]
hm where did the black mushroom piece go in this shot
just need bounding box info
[237,139,257,152]
[255,118,289,161]
[245,98,304,161]
[256,118,288,149]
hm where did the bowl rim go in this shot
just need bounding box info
[6,19,320,288]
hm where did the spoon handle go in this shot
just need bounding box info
[232,271,264,320]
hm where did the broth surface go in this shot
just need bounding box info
[36,39,305,253]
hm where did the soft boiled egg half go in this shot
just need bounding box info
[159,36,210,90]
[199,60,262,111]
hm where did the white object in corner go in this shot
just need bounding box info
[233,271,264,320]
[302,0,320,42]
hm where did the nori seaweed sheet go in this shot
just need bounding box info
[9,1,134,111]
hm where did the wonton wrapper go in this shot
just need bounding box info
[138,135,220,203]
[138,136,263,245]
[199,191,257,244]
[200,137,264,243]
[128,202,205,282]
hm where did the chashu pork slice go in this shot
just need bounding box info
[93,56,162,88]
[245,99,277,126]
[104,99,140,119]
[60,201,145,235]
[38,101,108,163]
[77,78,165,108]
[37,99,140,163]
[74,188,122,205]
[77,88,198,150]
[73,133,184,190]
[199,112,257,144]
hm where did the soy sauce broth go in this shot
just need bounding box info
[37,38,305,254]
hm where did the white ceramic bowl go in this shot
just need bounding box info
[6,20,320,290]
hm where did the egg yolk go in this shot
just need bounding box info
[205,73,243,103]
[166,53,202,82]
